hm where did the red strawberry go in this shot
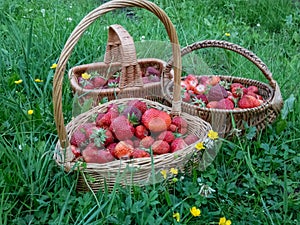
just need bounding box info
[71,145,81,158]
[217,98,234,109]
[82,143,115,163]
[92,76,106,88]
[170,138,188,152]
[231,86,247,98]
[135,125,149,139]
[114,141,134,159]
[96,110,118,127]
[140,136,155,148]
[193,84,206,95]
[110,116,135,141]
[157,131,175,143]
[142,108,171,133]
[169,124,177,132]
[185,74,198,90]
[207,84,228,102]
[133,139,141,148]
[238,94,261,109]
[247,85,259,94]
[152,140,170,155]
[206,101,218,108]
[181,80,191,90]
[247,91,264,100]
[70,129,87,147]
[230,83,244,90]
[196,94,208,104]
[184,134,198,145]
[172,116,188,130]
[177,127,188,135]
[132,149,150,158]
[128,100,147,114]
[84,84,94,89]
[107,143,117,157]
[199,76,210,85]
[208,76,221,86]
[182,91,191,102]
[89,127,114,147]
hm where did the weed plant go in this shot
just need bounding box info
[0,0,299,224]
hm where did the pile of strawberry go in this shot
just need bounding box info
[180,74,264,109]
[78,66,161,90]
[70,100,199,164]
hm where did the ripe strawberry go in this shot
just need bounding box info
[82,143,115,163]
[132,149,150,158]
[170,138,188,152]
[140,136,155,148]
[199,76,210,85]
[70,129,87,147]
[217,98,234,110]
[193,84,206,95]
[128,100,147,114]
[107,143,117,157]
[182,91,191,102]
[177,127,188,135]
[184,134,198,145]
[181,80,191,91]
[208,76,221,86]
[169,124,177,132]
[172,116,188,130]
[71,145,81,158]
[89,127,114,147]
[152,140,170,155]
[92,76,106,88]
[206,101,218,108]
[135,125,149,139]
[185,74,198,90]
[114,141,134,159]
[230,83,244,90]
[157,131,175,143]
[110,116,135,141]
[142,108,171,133]
[133,139,141,148]
[247,91,263,100]
[122,106,142,125]
[207,84,228,102]
[96,110,118,127]
[196,94,208,104]
[83,84,94,89]
[231,86,247,98]
[247,85,259,94]
[238,94,261,109]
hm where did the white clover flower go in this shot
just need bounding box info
[41,9,45,17]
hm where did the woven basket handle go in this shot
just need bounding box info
[164,40,277,90]
[104,24,143,89]
[53,0,181,148]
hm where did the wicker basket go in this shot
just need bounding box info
[163,40,283,136]
[53,0,212,192]
[69,24,166,106]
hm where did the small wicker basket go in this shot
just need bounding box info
[163,40,283,136]
[53,0,212,192]
[69,24,166,106]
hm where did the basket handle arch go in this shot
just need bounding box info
[104,24,143,88]
[53,0,182,148]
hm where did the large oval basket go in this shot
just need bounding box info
[53,0,212,192]
[163,40,283,136]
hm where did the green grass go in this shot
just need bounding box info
[1,0,300,224]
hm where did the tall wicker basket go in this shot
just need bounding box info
[53,0,212,192]
[69,24,166,106]
[163,40,283,136]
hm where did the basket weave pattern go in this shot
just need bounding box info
[163,40,283,135]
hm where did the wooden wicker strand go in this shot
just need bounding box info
[53,0,182,148]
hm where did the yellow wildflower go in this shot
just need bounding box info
[225,32,231,37]
[81,72,91,80]
[208,130,219,140]
[195,142,205,150]
[35,79,43,83]
[219,217,231,225]
[50,63,57,69]
[170,168,178,175]
[173,212,180,222]
[190,206,201,217]
[14,79,23,84]
[161,170,167,179]
[27,110,34,115]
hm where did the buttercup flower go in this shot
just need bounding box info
[82,72,91,80]
[219,217,231,225]
[50,63,57,69]
[225,32,231,37]
[208,130,219,140]
[173,212,180,222]
[35,79,43,83]
[170,168,178,175]
[190,206,201,217]
[28,110,34,115]
[195,142,205,150]
[161,169,167,179]
[14,79,23,84]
